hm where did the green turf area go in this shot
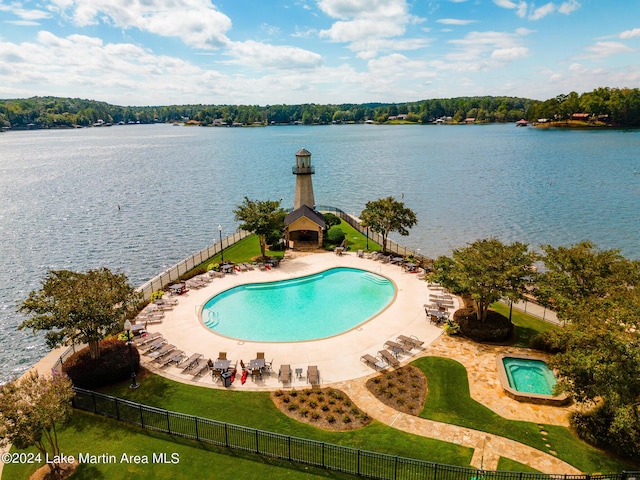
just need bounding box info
[490,302,559,348]
[413,356,637,472]
[4,411,362,480]
[497,457,541,472]
[97,373,473,466]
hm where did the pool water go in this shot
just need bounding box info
[502,357,557,395]
[201,267,395,342]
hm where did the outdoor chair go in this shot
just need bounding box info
[278,364,292,383]
[397,335,424,350]
[307,365,320,386]
[256,352,265,360]
[218,352,227,360]
[377,350,400,368]
[361,354,386,371]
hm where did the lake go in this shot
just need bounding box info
[1,123,639,383]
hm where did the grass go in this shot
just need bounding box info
[4,411,362,480]
[490,302,560,348]
[332,219,382,253]
[497,457,541,472]
[413,356,638,472]
[97,373,473,465]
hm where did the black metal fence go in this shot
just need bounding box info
[72,388,638,480]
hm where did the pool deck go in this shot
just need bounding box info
[144,251,446,388]
[4,250,585,476]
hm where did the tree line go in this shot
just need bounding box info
[2,87,638,130]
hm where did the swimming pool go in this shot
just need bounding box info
[502,357,556,395]
[201,267,395,342]
[496,354,571,405]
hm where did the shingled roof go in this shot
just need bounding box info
[284,204,326,228]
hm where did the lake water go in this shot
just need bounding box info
[1,123,639,383]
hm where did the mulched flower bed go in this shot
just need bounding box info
[365,365,427,416]
[271,387,372,431]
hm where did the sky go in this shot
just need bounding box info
[0,0,638,106]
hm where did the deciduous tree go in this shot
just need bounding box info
[360,196,417,253]
[0,371,74,479]
[234,197,286,259]
[533,241,640,322]
[19,268,139,360]
[431,238,537,322]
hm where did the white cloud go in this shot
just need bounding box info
[491,46,528,60]
[437,18,477,25]
[0,2,50,22]
[529,3,556,20]
[226,41,323,69]
[47,0,233,49]
[620,28,640,39]
[320,17,405,43]
[558,0,580,14]
[317,0,424,58]
[445,30,528,71]
[318,0,408,20]
[585,41,634,57]
[493,0,528,18]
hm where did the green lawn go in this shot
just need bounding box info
[4,411,361,480]
[331,219,382,253]
[413,356,637,472]
[490,302,559,348]
[97,374,473,465]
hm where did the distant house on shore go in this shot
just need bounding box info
[571,113,590,121]
[464,117,476,124]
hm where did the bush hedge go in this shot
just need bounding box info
[325,226,345,245]
[453,308,513,342]
[63,338,140,389]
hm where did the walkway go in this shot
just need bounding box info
[335,376,581,473]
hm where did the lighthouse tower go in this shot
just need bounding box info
[292,148,315,210]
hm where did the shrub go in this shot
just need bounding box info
[287,402,299,411]
[300,408,309,417]
[62,339,139,389]
[289,389,298,397]
[342,415,352,424]
[150,290,165,302]
[311,411,321,421]
[570,404,640,460]
[309,400,318,408]
[454,309,513,342]
[325,226,345,246]
[321,404,329,412]
[322,213,341,229]
[529,331,566,353]
[327,415,336,423]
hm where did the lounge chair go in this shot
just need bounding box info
[143,338,167,353]
[377,350,400,368]
[134,332,162,346]
[397,335,424,349]
[278,364,292,383]
[357,249,364,258]
[383,340,406,356]
[361,354,387,371]
[307,365,320,385]
[193,359,211,377]
[179,353,203,372]
[147,344,175,360]
[159,350,184,367]
[251,368,262,380]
